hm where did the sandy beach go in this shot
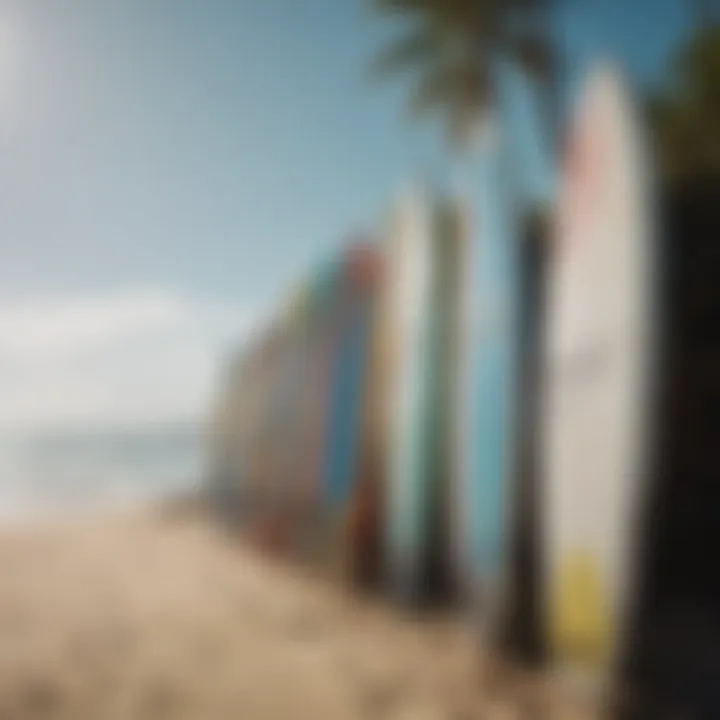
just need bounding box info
[0,505,593,720]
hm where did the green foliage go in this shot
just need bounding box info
[648,25,720,181]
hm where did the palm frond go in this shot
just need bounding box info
[408,64,453,117]
[409,61,493,145]
[511,32,554,82]
[368,0,556,145]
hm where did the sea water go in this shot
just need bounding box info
[0,425,202,521]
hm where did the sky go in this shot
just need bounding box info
[0,0,694,430]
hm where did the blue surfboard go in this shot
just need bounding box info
[461,125,522,632]
[460,66,555,651]
[319,248,378,573]
[324,302,372,509]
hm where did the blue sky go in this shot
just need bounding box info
[0,0,693,428]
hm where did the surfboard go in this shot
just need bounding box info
[205,349,251,523]
[543,65,653,696]
[428,197,466,599]
[385,186,443,604]
[249,324,289,550]
[268,288,311,553]
[347,226,397,588]
[324,305,370,502]
[383,190,465,604]
[320,246,379,574]
[294,259,343,558]
[323,248,376,507]
[456,119,522,638]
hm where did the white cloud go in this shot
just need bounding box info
[0,289,256,430]
[0,290,187,356]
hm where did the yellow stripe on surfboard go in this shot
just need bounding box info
[550,550,613,670]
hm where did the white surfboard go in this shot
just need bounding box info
[543,65,654,695]
[385,186,436,602]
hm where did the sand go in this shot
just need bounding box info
[0,505,595,720]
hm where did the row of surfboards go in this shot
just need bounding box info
[207,64,653,706]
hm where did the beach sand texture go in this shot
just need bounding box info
[0,507,594,720]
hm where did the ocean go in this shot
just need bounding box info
[0,425,204,521]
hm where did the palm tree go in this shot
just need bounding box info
[369,0,556,150]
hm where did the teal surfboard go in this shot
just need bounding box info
[323,249,378,513]
[457,65,556,654]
